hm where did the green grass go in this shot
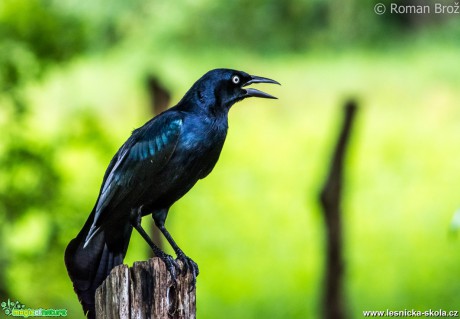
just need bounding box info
[10,45,460,318]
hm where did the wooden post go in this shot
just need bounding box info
[319,100,358,319]
[95,258,196,319]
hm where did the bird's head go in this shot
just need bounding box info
[183,68,280,113]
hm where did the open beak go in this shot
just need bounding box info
[243,75,280,99]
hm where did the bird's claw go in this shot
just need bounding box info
[176,253,199,291]
[159,253,181,286]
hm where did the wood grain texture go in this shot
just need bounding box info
[95,258,196,319]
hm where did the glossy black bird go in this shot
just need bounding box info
[64,68,279,318]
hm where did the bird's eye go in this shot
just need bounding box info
[232,75,240,84]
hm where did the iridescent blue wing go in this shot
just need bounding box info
[84,112,183,245]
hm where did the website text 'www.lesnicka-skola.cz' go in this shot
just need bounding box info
[363,309,459,317]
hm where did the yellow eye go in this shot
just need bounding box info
[232,75,240,84]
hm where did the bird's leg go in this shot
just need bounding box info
[130,208,180,282]
[154,218,199,288]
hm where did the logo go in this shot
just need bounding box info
[1,299,67,317]
[374,3,386,14]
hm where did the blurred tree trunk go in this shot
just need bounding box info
[146,76,171,115]
[145,75,171,254]
[319,100,358,319]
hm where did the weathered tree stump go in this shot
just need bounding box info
[95,258,196,319]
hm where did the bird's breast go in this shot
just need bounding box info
[139,115,229,211]
[181,113,226,144]
[176,116,228,171]
[147,117,226,207]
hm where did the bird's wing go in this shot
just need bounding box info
[84,112,183,246]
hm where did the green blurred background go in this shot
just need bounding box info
[1,0,460,317]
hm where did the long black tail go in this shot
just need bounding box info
[64,211,132,319]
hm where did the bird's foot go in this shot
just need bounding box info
[176,253,199,290]
[158,252,181,285]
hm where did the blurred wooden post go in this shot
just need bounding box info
[145,75,171,253]
[95,258,196,319]
[146,76,171,115]
[319,100,358,319]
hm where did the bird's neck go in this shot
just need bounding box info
[178,88,230,120]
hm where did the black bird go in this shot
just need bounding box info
[64,68,279,318]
